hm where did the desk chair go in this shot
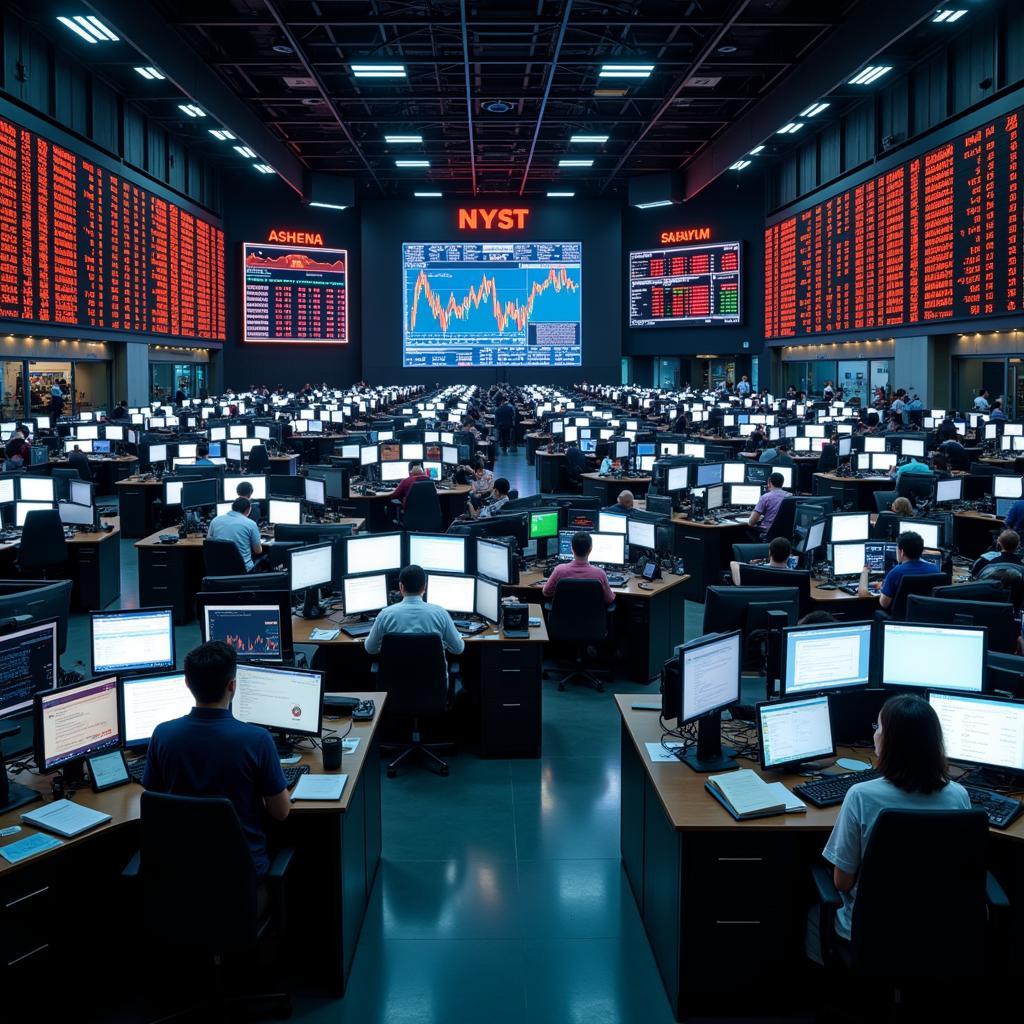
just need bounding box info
[52,467,79,502]
[737,563,812,617]
[763,496,798,543]
[203,538,248,577]
[371,633,458,777]
[731,542,770,564]
[16,510,68,579]
[875,570,950,621]
[397,479,443,533]
[871,511,901,540]
[810,809,1008,1015]
[247,444,270,474]
[124,792,294,1020]
[932,579,1006,602]
[543,578,614,693]
[895,472,936,504]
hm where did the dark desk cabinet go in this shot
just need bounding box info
[479,642,542,757]
[138,544,204,623]
[118,484,160,539]
[70,536,120,610]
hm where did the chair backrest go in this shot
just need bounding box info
[18,510,67,568]
[203,538,248,576]
[403,479,443,533]
[849,808,990,978]
[731,542,770,564]
[933,579,1007,603]
[889,570,951,620]
[737,563,812,616]
[247,444,270,473]
[905,594,1017,653]
[895,472,936,502]
[547,579,610,643]
[140,792,260,953]
[52,467,79,502]
[969,460,997,477]
[375,633,450,716]
[764,496,798,543]
[871,511,901,540]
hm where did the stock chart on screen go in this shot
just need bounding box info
[402,241,582,367]
[206,607,282,660]
[629,241,741,327]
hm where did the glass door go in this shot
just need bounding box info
[29,361,72,417]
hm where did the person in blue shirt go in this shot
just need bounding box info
[364,564,465,657]
[208,497,264,571]
[990,400,1008,421]
[1005,498,1024,534]
[736,375,751,398]
[194,443,215,466]
[143,641,290,876]
[858,530,941,609]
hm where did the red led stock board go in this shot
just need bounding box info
[764,104,1021,338]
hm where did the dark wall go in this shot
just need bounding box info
[221,173,362,390]
[622,173,765,360]
[360,199,622,386]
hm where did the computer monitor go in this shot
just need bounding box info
[757,694,835,770]
[0,619,59,719]
[0,478,14,507]
[863,436,886,453]
[589,531,626,566]
[872,453,898,472]
[729,484,761,507]
[19,476,54,503]
[528,508,560,540]
[303,477,326,506]
[829,513,870,543]
[402,443,424,461]
[683,443,705,459]
[226,441,242,463]
[993,475,1023,499]
[91,608,175,676]
[703,586,801,637]
[360,444,378,466]
[223,475,268,502]
[675,630,742,772]
[696,462,724,488]
[800,517,826,558]
[598,510,628,535]
[475,576,500,624]
[666,465,689,492]
[67,479,92,506]
[120,672,194,750]
[996,496,1018,519]
[475,538,513,583]
[831,541,867,578]
[380,461,407,483]
[232,663,324,744]
[289,543,333,594]
[425,573,476,614]
[163,479,184,507]
[35,674,120,772]
[146,442,168,465]
[881,622,986,692]
[182,478,219,511]
[268,498,302,525]
[343,573,389,616]
[898,518,940,549]
[902,439,925,457]
[935,477,963,504]
[59,501,97,528]
[722,462,745,485]
[345,532,403,575]
[177,443,198,459]
[929,692,1024,775]
[627,517,657,551]
[408,533,467,574]
[15,501,53,527]
[202,604,285,662]
[781,621,873,696]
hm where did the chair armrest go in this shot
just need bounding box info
[370,661,380,674]
[811,862,842,908]
[121,850,141,879]
[267,845,296,883]
[810,861,842,968]
[265,845,297,938]
[986,870,1010,910]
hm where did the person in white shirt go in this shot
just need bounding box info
[807,693,970,963]
[973,389,991,412]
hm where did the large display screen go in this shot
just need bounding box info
[0,113,224,340]
[629,241,741,327]
[402,241,582,367]
[764,104,1022,338]
[243,243,348,344]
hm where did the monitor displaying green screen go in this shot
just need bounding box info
[529,509,560,540]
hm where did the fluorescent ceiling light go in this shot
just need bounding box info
[933,9,967,22]
[83,16,118,41]
[253,164,275,174]
[569,134,609,143]
[559,158,593,167]
[134,66,165,80]
[309,201,348,209]
[749,145,765,155]
[57,15,119,44]
[395,159,430,167]
[178,104,206,118]
[599,64,654,79]
[849,65,892,85]
[729,159,751,170]
[547,191,575,197]
[233,145,257,158]
[414,192,443,197]
[635,199,674,209]
[351,64,406,78]
[208,129,236,141]
[800,102,830,117]
[776,122,804,134]
[384,134,423,143]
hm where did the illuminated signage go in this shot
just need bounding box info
[457,207,530,230]
[659,226,711,245]
[268,229,324,245]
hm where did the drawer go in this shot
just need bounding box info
[0,877,53,964]
[482,644,539,670]
[481,701,540,755]
[484,667,540,701]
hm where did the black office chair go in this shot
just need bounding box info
[543,578,614,693]
[933,579,1007,602]
[247,444,270,473]
[399,479,443,533]
[969,460,998,478]
[203,538,248,577]
[371,633,458,777]
[16,510,68,578]
[123,792,293,1020]
[737,563,812,617]
[810,809,1008,1014]
[905,594,1017,653]
[895,472,936,504]
[52,467,79,502]
[731,542,770,564]
[763,496,798,543]
[871,511,902,539]
[876,570,951,621]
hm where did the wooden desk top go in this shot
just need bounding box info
[813,471,891,485]
[580,472,652,485]
[349,483,472,502]
[117,476,162,488]
[134,517,365,549]
[810,579,879,603]
[670,512,750,531]
[51,454,138,466]
[515,568,688,599]
[0,692,387,875]
[615,695,1024,841]
[0,516,119,554]
[292,602,549,645]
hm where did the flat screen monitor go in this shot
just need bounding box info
[380,461,407,483]
[442,445,459,465]
[782,622,873,695]
[147,442,168,464]
[684,443,705,459]
[475,576,500,624]
[341,444,360,460]
[589,531,626,566]
[598,511,628,535]
[91,608,175,676]
[177,443,198,459]
[226,441,242,463]
[696,462,723,487]
[830,513,870,543]
[935,477,963,504]
[722,462,745,484]
[929,692,1024,773]
[120,672,194,749]
[899,519,940,549]
[289,543,333,592]
[74,439,93,454]
[232,663,324,738]
[831,541,866,578]
[164,480,184,506]
[0,478,13,504]
[476,538,512,583]
[757,694,835,770]
[35,674,119,771]
[182,478,219,511]
[729,484,761,507]
[19,476,54,502]
[666,465,689,492]
[992,475,1022,499]
[77,425,98,440]
[268,498,302,525]
[801,517,826,555]
[566,506,597,530]
[59,501,95,527]
[882,623,986,692]
[0,619,58,718]
[425,572,476,614]
[202,605,284,662]
[16,501,53,527]
[69,479,92,506]
[528,509,560,540]
[902,439,925,457]
[863,436,886,454]
[303,477,326,506]
[408,533,467,574]
[346,532,403,575]
[769,465,794,490]
[681,630,741,725]
[628,518,657,550]
[343,573,389,616]
[223,475,268,502]
[360,445,378,466]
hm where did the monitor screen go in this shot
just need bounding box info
[831,541,866,578]
[681,631,741,724]
[993,475,1023,499]
[304,477,326,505]
[729,484,761,507]
[628,518,656,550]
[529,509,560,540]
[803,518,826,554]
[830,513,870,543]
[863,436,886,453]
[408,533,467,574]
[0,619,58,717]
[203,605,283,661]
[598,511,628,535]
[882,623,985,692]
[589,531,626,566]
[121,672,194,749]
[232,663,323,737]
[182,478,219,511]
[59,501,95,527]
[997,496,1017,519]
[758,694,835,769]
[901,439,925,457]
[360,445,378,466]
[899,519,940,549]
[19,476,54,502]
[402,443,424,461]
[69,479,92,506]
[290,543,333,592]
[343,573,389,616]
[557,529,575,560]
[177,443,198,459]
[666,465,689,492]
[148,443,168,463]
[722,462,745,484]
[380,461,407,483]
[476,538,511,583]
[475,576,500,623]
[425,573,476,614]
[346,532,403,576]
[91,608,175,675]
[696,462,724,487]
[164,480,184,506]
[16,501,53,527]
[223,475,268,502]
[225,441,242,463]
[929,692,1024,773]
[268,499,302,525]
[783,622,873,695]
[36,675,120,770]
[683,443,705,459]
[935,477,963,503]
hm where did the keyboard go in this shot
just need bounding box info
[963,784,1024,829]
[453,619,486,635]
[793,768,882,807]
[341,621,375,638]
[283,764,310,790]
[606,573,628,587]
[127,758,146,784]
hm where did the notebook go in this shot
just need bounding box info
[0,832,65,864]
[290,773,348,801]
[705,769,807,820]
[21,799,112,837]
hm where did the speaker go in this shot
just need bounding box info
[628,171,682,209]
[502,602,529,637]
[322,735,343,771]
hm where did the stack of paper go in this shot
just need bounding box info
[705,769,807,820]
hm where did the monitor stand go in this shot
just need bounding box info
[298,586,324,620]
[0,726,41,814]
[273,732,295,758]
[679,712,737,773]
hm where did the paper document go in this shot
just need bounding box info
[22,799,112,837]
[342,737,360,753]
[309,628,340,641]
[291,773,348,801]
[0,832,64,864]
[645,742,684,763]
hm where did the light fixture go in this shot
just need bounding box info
[134,66,165,80]
[395,159,430,167]
[800,102,830,117]
[569,134,609,143]
[559,158,594,167]
[849,65,893,85]
[308,200,347,209]
[749,145,765,155]
[729,159,751,170]
[178,104,206,118]
[593,88,627,97]
[933,9,967,22]
[634,199,674,209]
[777,122,804,134]
[57,15,118,44]
[547,191,575,197]
[599,64,654,79]
[253,164,275,174]
[384,134,423,143]
[351,64,407,78]
[414,192,443,197]
[233,145,257,158]
[208,129,236,141]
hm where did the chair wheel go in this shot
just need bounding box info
[440,766,449,776]
[558,682,566,691]
[387,768,396,778]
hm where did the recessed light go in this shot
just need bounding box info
[233,145,257,158]
[351,64,407,78]
[272,44,295,54]
[483,100,512,113]
[547,191,575,197]
[717,44,737,54]
[384,134,423,143]
[309,201,348,209]
[209,129,236,141]
[800,102,830,117]
[849,65,892,86]
[395,159,430,167]
[57,15,119,44]
[134,66,165,80]
[749,145,765,155]
[729,159,751,170]
[253,164,275,174]
[634,199,674,209]
[933,9,967,23]
[599,64,654,79]
[559,159,594,167]
[569,134,609,143]
[776,122,804,134]
[178,104,206,118]
[414,192,443,197]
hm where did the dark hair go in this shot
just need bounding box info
[896,530,924,560]
[998,529,1020,554]
[932,452,948,472]
[472,456,486,471]
[777,440,790,451]
[571,531,593,557]
[768,536,792,562]
[493,477,510,496]
[231,496,251,514]
[400,563,426,594]
[197,444,209,457]
[184,641,237,703]
[987,566,1024,608]
[769,472,784,488]
[408,460,424,473]
[235,481,253,497]
[876,694,950,794]
[798,609,837,625]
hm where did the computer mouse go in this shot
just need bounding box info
[836,757,873,772]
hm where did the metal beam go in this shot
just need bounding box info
[458,0,478,195]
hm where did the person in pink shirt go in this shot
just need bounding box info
[542,532,615,605]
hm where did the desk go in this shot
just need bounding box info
[0,693,385,996]
[669,513,749,602]
[809,578,879,615]
[270,452,300,476]
[346,483,471,532]
[116,476,162,538]
[954,509,1004,558]
[507,572,688,682]
[813,471,891,511]
[535,449,568,492]
[581,472,652,504]
[293,606,548,758]
[50,454,138,496]
[525,431,550,465]
[615,696,1024,1021]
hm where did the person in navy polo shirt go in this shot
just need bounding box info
[858,530,941,610]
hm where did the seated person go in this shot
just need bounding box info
[603,490,634,515]
[194,444,215,467]
[748,473,790,535]
[208,497,265,571]
[466,457,495,508]
[143,641,290,877]
[730,535,793,585]
[758,440,796,468]
[799,609,837,626]
[971,529,1023,577]
[468,477,511,518]
[1003,493,1024,533]
[364,564,465,656]
[235,479,261,523]
[858,530,941,607]
[391,460,429,507]
[565,440,590,478]
[874,458,934,509]
[542,531,615,606]
[937,439,969,471]
[890,496,914,517]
